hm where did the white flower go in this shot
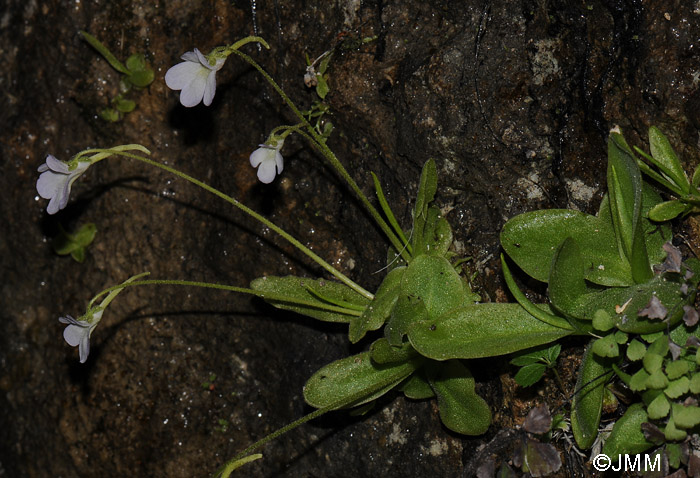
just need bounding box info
[36,155,91,215]
[249,139,284,184]
[58,309,103,363]
[165,48,225,107]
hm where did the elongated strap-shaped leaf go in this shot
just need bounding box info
[412,159,438,254]
[251,276,369,323]
[571,342,611,449]
[648,126,690,193]
[426,361,492,435]
[601,403,653,458]
[303,351,420,409]
[407,303,573,360]
[608,132,652,283]
[349,266,404,343]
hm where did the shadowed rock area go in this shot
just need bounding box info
[2,1,699,476]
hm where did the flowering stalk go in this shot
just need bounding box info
[78,148,373,300]
[214,358,416,478]
[87,278,363,317]
[229,49,412,263]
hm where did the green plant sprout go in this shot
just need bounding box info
[510,343,562,389]
[634,126,700,221]
[80,31,155,121]
[501,127,700,473]
[52,222,96,263]
[39,32,700,476]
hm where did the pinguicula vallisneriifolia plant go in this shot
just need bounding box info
[38,35,579,476]
[79,31,155,122]
[500,126,700,471]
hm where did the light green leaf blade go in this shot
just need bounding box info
[602,403,654,457]
[251,276,369,323]
[648,126,690,193]
[407,303,573,360]
[426,361,491,435]
[571,342,611,449]
[303,352,419,409]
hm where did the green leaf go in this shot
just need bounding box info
[129,69,155,88]
[626,339,646,361]
[407,303,573,360]
[369,338,418,364]
[648,126,690,193]
[548,237,596,319]
[666,443,682,468]
[510,344,560,366]
[501,185,668,287]
[426,361,491,435]
[303,352,420,409]
[513,363,547,387]
[671,403,700,429]
[125,53,146,72]
[664,417,687,441]
[592,335,619,358]
[315,75,329,99]
[646,370,668,390]
[643,352,664,374]
[100,108,120,122]
[251,276,369,323]
[602,403,654,457]
[385,255,468,344]
[592,309,615,332]
[53,223,97,263]
[607,130,652,283]
[571,342,610,449]
[399,372,435,400]
[80,31,130,74]
[349,266,404,343]
[412,160,438,254]
[629,368,650,392]
[664,376,689,399]
[647,393,670,419]
[115,97,136,113]
[690,373,700,394]
[666,360,690,380]
[648,200,689,222]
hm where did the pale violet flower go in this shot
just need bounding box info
[36,155,91,215]
[165,48,225,107]
[249,138,284,184]
[59,309,103,363]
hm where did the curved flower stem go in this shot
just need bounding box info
[87,279,363,317]
[84,148,373,300]
[213,361,417,478]
[230,50,412,263]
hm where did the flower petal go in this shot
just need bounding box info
[249,147,270,168]
[179,70,208,107]
[257,157,278,184]
[181,50,199,62]
[194,48,211,68]
[274,151,284,174]
[63,323,88,347]
[165,61,204,90]
[202,70,217,106]
[78,333,91,363]
[36,169,65,200]
[46,154,70,173]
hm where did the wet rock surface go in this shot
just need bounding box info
[2,1,699,476]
